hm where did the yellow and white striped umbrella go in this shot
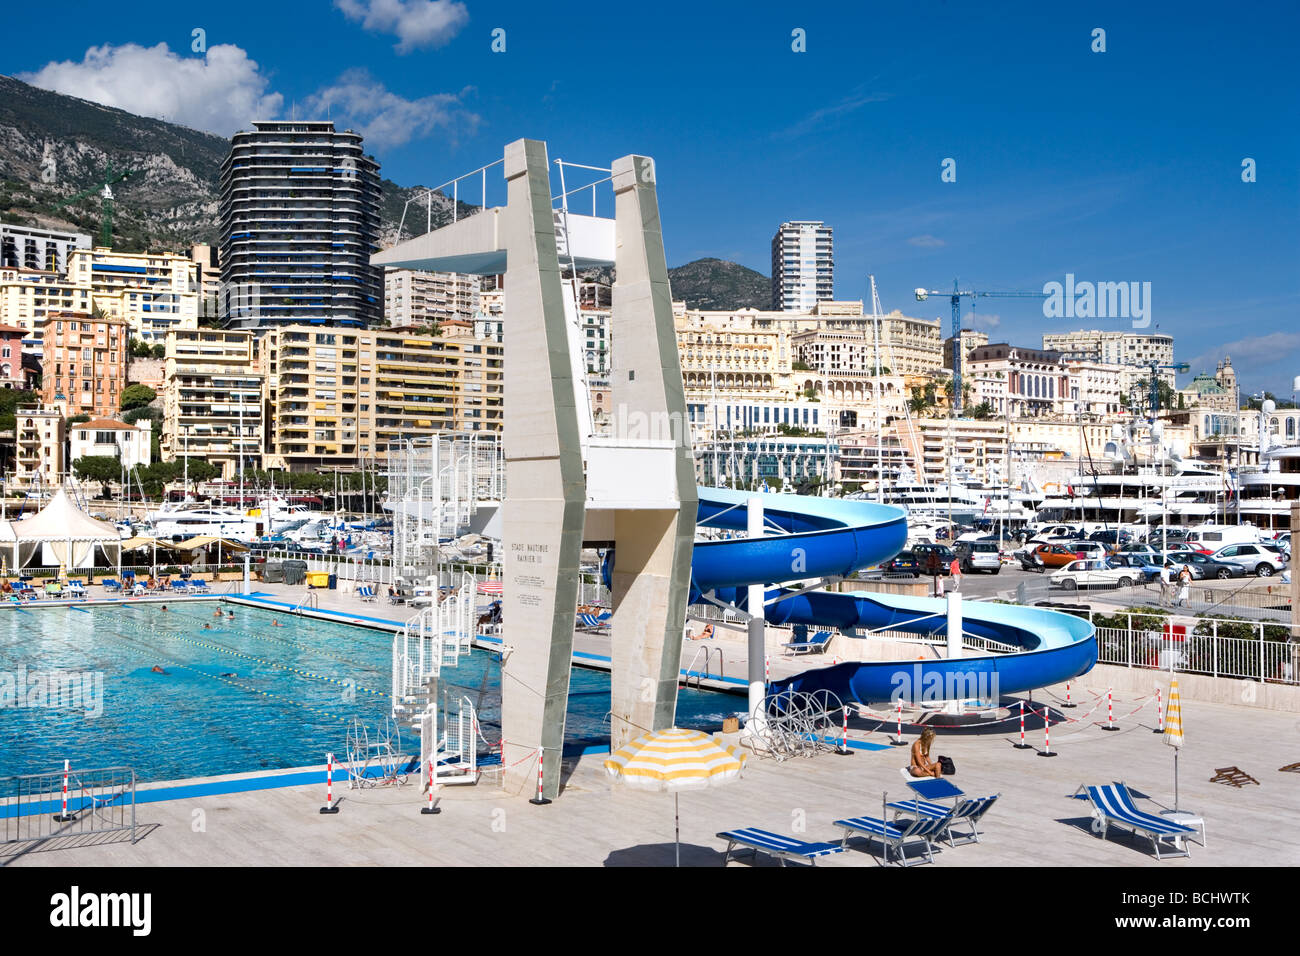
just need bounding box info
[1163,678,1183,749]
[605,727,745,792]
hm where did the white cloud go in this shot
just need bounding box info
[1186,331,1300,392]
[778,87,891,139]
[305,70,480,150]
[907,234,945,248]
[19,43,283,136]
[336,0,469,53]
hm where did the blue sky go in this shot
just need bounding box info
[9,0,1300,395]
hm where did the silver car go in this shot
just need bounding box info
[955,539,1001,574]
[1209,543,1289,577]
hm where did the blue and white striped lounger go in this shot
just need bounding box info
[577,612,609,629]
[835,809,956,866]
[1083,784,1195,860]
[357,586,376,602]
[886,793,1000,846]
[717,828,845,867]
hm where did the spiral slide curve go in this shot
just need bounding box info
[687,487,1097,704]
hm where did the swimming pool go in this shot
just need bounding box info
[0,602,743,782]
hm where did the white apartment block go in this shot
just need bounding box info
[384,269,479,326]
[161,329,264,479]
[67,248,200,344]
[1066,360,1125,418]
[0,267,93,353]
[771,220,833,311]
[13,407,64,488]
[1041,330,1175,392]
[0,224,90,274]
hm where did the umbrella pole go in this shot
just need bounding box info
[675,792,680,868]
[1174,751,1179,812]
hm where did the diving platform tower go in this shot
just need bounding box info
[373,140,697,800]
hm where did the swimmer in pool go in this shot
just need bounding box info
[202,623,212,630]
[213,610,223,618]
[220,672,237,678]
[227,611,235,619]
[159,605,168,612]
[151,665,168,674]
[271,619,285,627]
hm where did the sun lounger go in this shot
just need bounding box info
[1082,783,1195,860]
[717,828,846,867]
[835,808,957,866]
[188,579,211,593]
[885,793,999,846]
[101,578,121,592]
[358,585,377,602]
[783,629,833,655]
[66,581,87,600]
[577,612,609,630]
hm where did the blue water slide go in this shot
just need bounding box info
[687,488,1096,703]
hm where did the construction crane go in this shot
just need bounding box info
[52,163,137,249]
[914,280,1049,414]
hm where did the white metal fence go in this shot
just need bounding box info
[1094,625,1297,684]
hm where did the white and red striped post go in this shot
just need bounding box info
[764,655,770,690]
[1062,681,1076,708]
[53,758,73,822]
[529,745,551,805]
[1153,686,1164,734]
[837,705,853,756]
[319,752,340,813]
[890,697,906,746]
[1040,708,1056,757]
[1014,699,1031,749]
[1103,687,1119,731]
[421,755,441,814]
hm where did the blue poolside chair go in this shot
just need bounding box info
[66,580,87,600]
[835,807,957,866]
[170,580,190,594]
[357,585,376,602]
[577,612,610,631]
[188,578,210,593]
[886,793,1000,846]
[1082,783,1196,860]
[783,629,833,656]
[1107,781,1206,848]
[101,578,121,592]
[716,828,846,867]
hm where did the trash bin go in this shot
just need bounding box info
[306,571,329,589]
[327,574,337,590]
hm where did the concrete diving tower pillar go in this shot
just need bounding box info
[371,139,696,800]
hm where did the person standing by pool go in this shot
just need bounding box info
[910,727,942,778]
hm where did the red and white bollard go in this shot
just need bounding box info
[837,705,853,756]
[1039,708,1056,757]
[529,745,551,805]
[764,655,770,689]
[319,752,340,813]
[1103,687,1119,731]
[890,697,907,746]
[421,755,441,815]
[53,758,73,822]
[1062,681,1076,708]
[1153,686,1164,734]
[1014,699,1032,749]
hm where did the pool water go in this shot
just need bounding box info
[0,603,742,782]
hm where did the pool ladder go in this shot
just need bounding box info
[682,645,722,689]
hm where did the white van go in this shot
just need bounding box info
[1183,524,1263,551]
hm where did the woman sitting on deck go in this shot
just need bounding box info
[910,727,942,779]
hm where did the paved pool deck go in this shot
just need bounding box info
[5,584,1297,867]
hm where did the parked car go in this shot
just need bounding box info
[911,543,956,574]
[1050,559,1141,590]
[1106,553,1162,583]
[883,551,922,576]
[1164,551,1246,580]
[954,539,1001,574]
[1028,523,1082,543]
[1088,529,1133,551]
[1122,542,1194,560]
[1064,540,1109,561]
[1183,525,1267,553]
[1028,543,1086,569]
[1209,543,1289,577]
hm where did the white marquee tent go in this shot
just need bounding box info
[9,489,122,570]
